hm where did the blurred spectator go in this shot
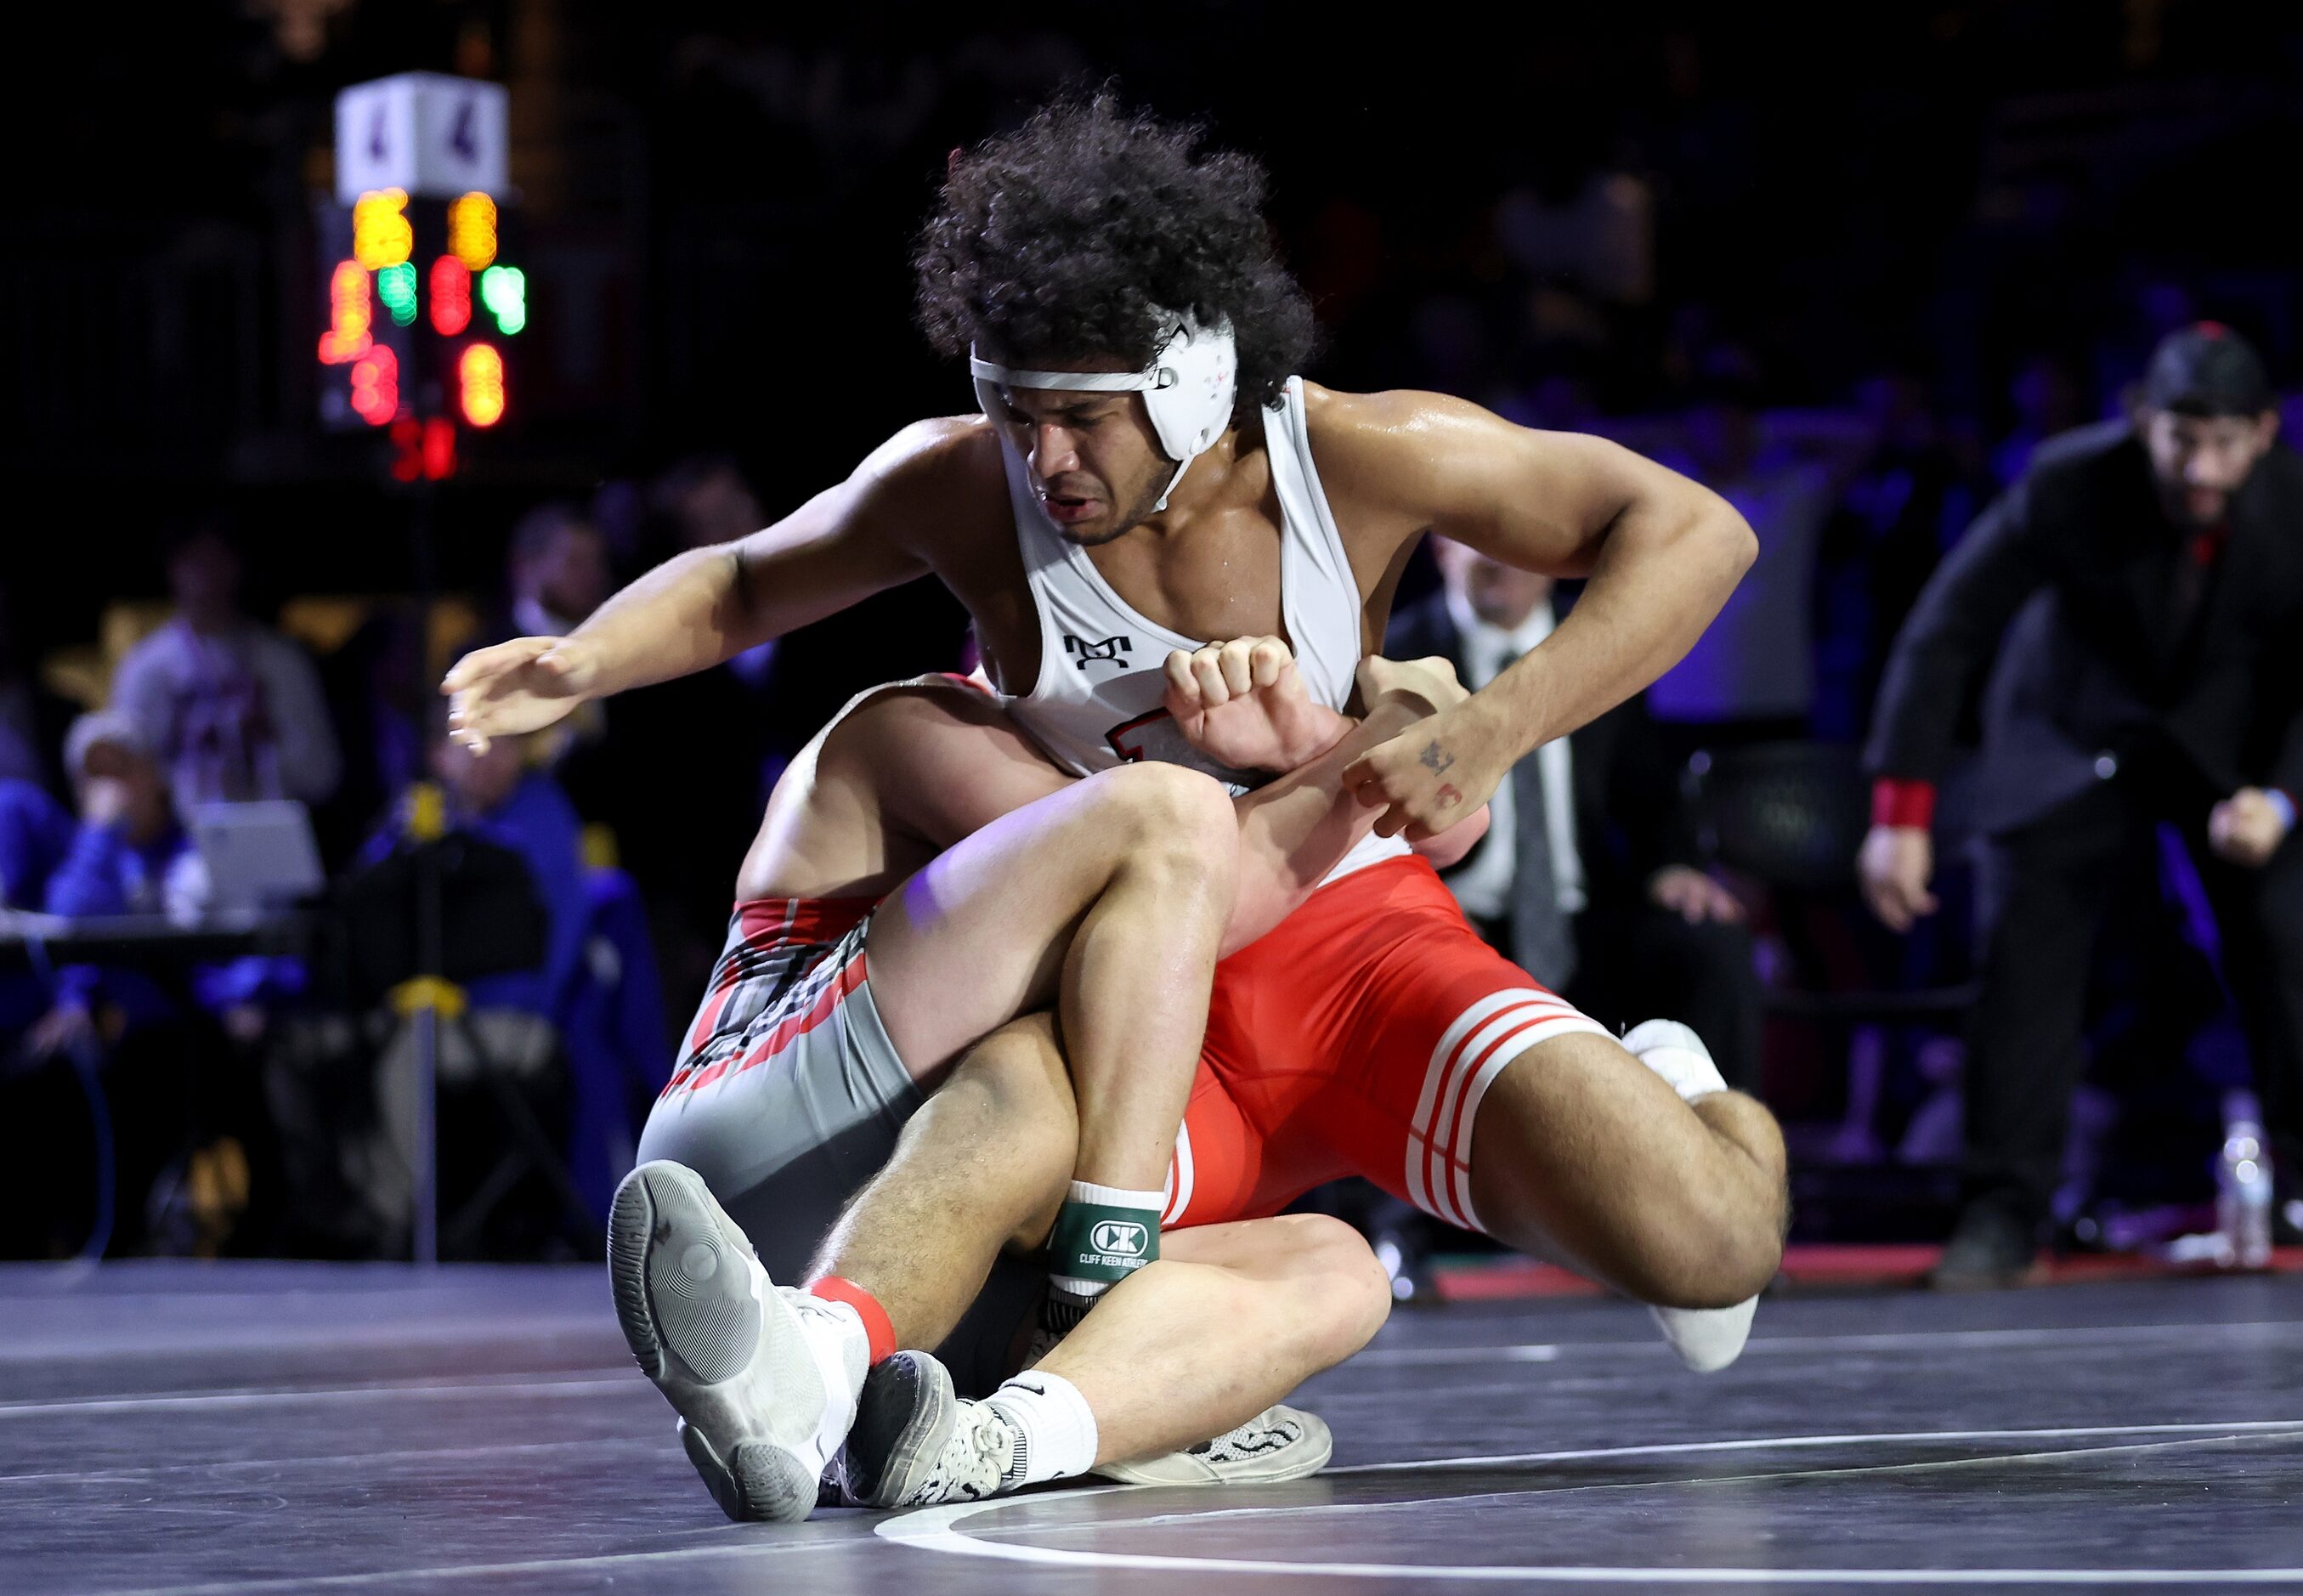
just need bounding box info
[506,503,614,639]
[362,714,589,1019]
[650,453,762,552]
[1812,369,1986,743]
[0,778,72,911]
[648,454,773,682]
[1495,356,1603,436]
[8,711,283,1256]
[0,581,71,792]
[110,523,342,813]
[312,608,427,869]
[44,710,207,925]
[1646,351,1842,746]
[1861,325,2303,1285]
[1391,539,1763,1091]
[293,707,662,1248]
[1989,353,2087,488]
[560,461,777,1021]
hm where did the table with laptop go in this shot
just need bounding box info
[0,800,325,966]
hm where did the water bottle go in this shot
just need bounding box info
[2217,1090,2273,1271]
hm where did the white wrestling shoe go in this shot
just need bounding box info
[1092,1404,1333,1486]
[845,1350,1334,1506]
[608,1160,867,1521]
[1016,1295,1333,1486]
[1619,1020,1763,1376]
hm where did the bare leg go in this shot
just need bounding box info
[1035,1214,1392,1466]
[868,761,1235,1193]
[1468,1032,1786,1310]
[812,1016,1075,1349]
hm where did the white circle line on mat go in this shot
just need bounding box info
[874,1421,2303,1586]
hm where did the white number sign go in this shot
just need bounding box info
[334,73,508,203]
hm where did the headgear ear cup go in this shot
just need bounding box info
[970,314,1238,512]
[1140,318,1237,473]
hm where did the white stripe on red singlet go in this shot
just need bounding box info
[1407,988,1606,1231]
[1161,1120,1195,1226]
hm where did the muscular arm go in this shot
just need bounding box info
[1317,388,1757,835]
[446,422,978,748]
[578,425,954,696]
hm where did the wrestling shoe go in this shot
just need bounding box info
[608,1160,867,1522]
[1620,1020,1763,1374]
[846,1350,1004,1507]
[1092,1404,1333,1486]
[1017,1288,1336,1484]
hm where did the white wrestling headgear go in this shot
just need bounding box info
[970,314,1237,512]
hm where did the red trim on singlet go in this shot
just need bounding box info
[682,948,871,1093]
[935,671,996,697]
[738,894,879,944]
[680,895,880,1061]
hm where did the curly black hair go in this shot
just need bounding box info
[915,93,1316,427]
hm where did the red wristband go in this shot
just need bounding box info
[807,1275,897,1364]
[1870,778,1937,830]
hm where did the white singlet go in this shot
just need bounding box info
[993,375,1410,884]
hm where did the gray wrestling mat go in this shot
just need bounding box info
[3,1259,2300,1592]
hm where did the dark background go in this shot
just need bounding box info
[9,1,2300,634]
[6,0,2303,1256]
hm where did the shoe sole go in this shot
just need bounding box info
[608,1162,820,1523]
[1095,1406,1334,1486]
[846,1350,959,1508]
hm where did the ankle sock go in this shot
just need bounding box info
[1047,1180,1163,1311]
[806,1275,896,1364]
[982,1369,1099,1488]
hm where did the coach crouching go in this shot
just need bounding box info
[1859,323,2303,1287]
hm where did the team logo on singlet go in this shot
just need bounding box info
[1106,707,1267,797]
[1064,632,1134,671]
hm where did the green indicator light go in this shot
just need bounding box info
[376,262,418,327]
[480,264,526,335]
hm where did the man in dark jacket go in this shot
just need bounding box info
[1860,324,2303,1285]
[1392,539,1761,1090]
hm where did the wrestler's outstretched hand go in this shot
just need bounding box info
[1164,637,1346,772]
[441,634,600,756]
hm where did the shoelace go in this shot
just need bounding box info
[973,1406,1019,1487]
[904,1407,1015,1505]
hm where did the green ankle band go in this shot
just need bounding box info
[1048,1199,1159,1285]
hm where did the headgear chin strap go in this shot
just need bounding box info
[970,314,1237,512]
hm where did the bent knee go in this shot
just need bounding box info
[1632,1207,1784,1310]
[1275,1213,1394,1360]
[1093,763,1238,863]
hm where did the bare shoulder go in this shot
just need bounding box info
[1300,383,1529,510]
[789,413,1007,567]
[857,414,1005,500]
[1304,381,1655,518]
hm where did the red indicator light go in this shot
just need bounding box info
[349,343,399,426]
[429,256,472,336]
